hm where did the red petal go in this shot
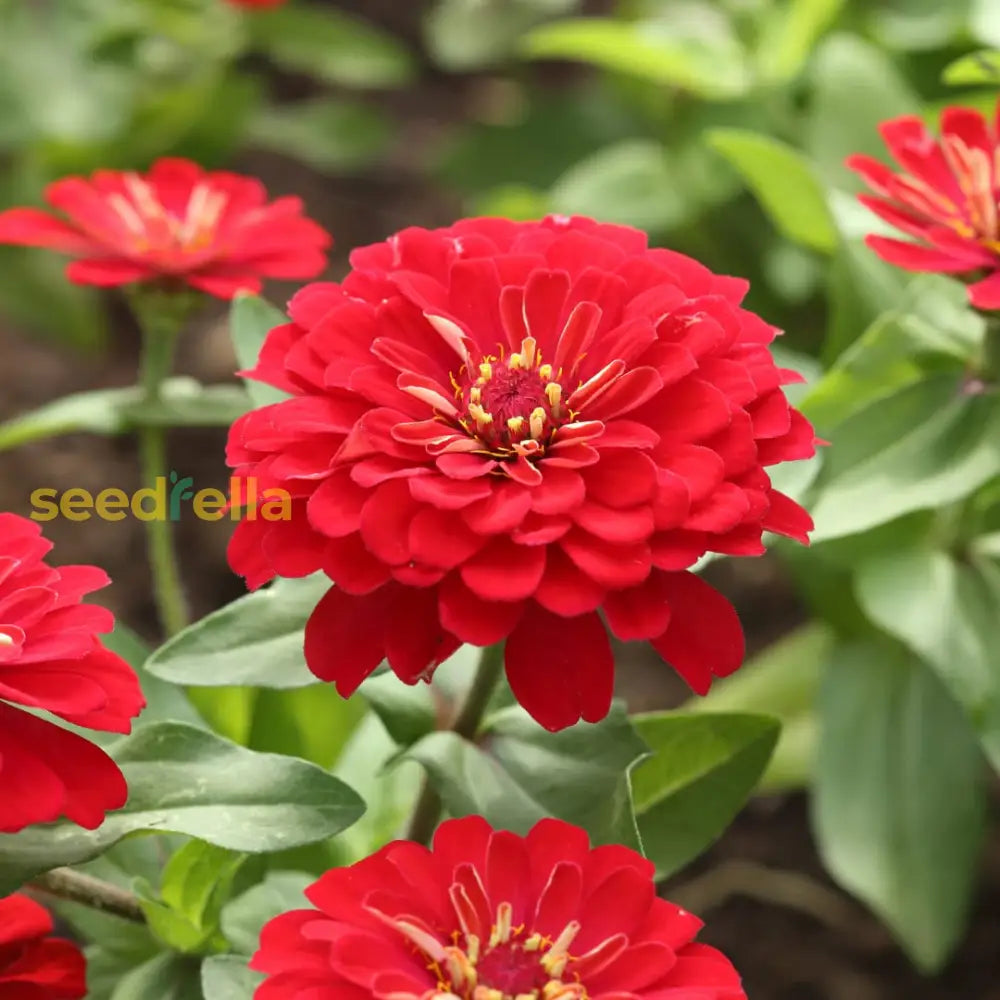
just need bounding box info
[504,606,614,731]
[460,537,546,601]
[359,479,420,566]
[303,585,389,695]
[650,572,745,695]
[439,574,525,645]
[762,489,813,544]
[602,574,673,641]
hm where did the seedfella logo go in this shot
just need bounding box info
[30,474,291,523]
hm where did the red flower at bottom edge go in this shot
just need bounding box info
[0,895,87,1000]
[252,816,746,1000]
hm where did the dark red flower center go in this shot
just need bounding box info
[452,336,567,458]
[392,902,588,1000]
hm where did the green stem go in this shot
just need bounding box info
[404,643,505,845]
[133,292,191,637]
[30,868,146,924]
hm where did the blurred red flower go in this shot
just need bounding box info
[849,104,1000,309]
[0,159,330,299]
[0,895,87,1000]
[0,514,145,833]
[252,815,746,1000]
[228,216,815,731]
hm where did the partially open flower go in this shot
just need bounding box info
[0,514,145,833]
[228,216,815,731]
[252,815,746,1000]
[0,159,330,299]
[849,103,1000,309]
[0,895,87,999]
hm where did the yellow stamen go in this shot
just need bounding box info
[508,352,525,370]
[489,902,514,948]
[544,381,562,417]
[541,921,580,978]
[479,362,493,381]
[470,386,482,404]
[507,416,525,436]
[469,403,493,428]
[539,363,553,381]
[529,407,546,440]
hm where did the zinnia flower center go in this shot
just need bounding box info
[107,175,228,255]
[393,903,587,1000]
[454,336,566,458]
[938,134,1000,245]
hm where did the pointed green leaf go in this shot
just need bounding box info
[815,640,986,972]
[0,723,365,892]
[229,294,291,408]
[202,955,265,1000]
[146,575,329,689]
[630,712,780,877]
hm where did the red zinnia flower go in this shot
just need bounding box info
[228,216,815,731]
[0,514,145,833]
[0,158,330,299]
[252,815,746,1000]
[0,895,87,1000]
[849,103,1000,309]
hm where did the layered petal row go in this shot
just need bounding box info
[0,895,87,999]
[227,215,816,730]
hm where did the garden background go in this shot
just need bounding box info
[1,0,998,997]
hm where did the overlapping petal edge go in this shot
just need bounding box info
[0,158,330,299]
[849,100,1000,310]
[251,815,746,1000]
[0,513,145,833]
[227,215,816,731]
[0,894,87,1000]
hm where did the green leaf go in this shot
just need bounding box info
[248,6,415,89]
[754,0,845,83]
[629,713,780,877]
[221,871,313,955]
[804,34,920,187]
[425,0,579,70]
[246,685,366,768]
[0,722,365,892]
[943,49,1000,85]
[229,294,292,408]
[855,548,1000,769]
[0,378,249,452]
[549,141,685,232]
[520,18,750,99]
[248,98,392,174]
[814,639,986,971]
[137,840,255,954]
[803,274,981,429]
[405,702,649,849]
[202,956,264,1000]
[686,623,832,791]
[707,129,837,253]
[808,375,1000,541]
[108,953,203,1000]
[327,714,424,866]
[146,575,329,689]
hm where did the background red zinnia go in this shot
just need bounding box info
[0,158,331,299]
[227,215,816,731]
[252,815,746,1000]
[0,894,87,1000]
[0,514,145,833]
[848,103,1000,309]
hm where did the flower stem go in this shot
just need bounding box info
[30,868,146,924]
[133,293,190,637]
[404,643,505,845]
